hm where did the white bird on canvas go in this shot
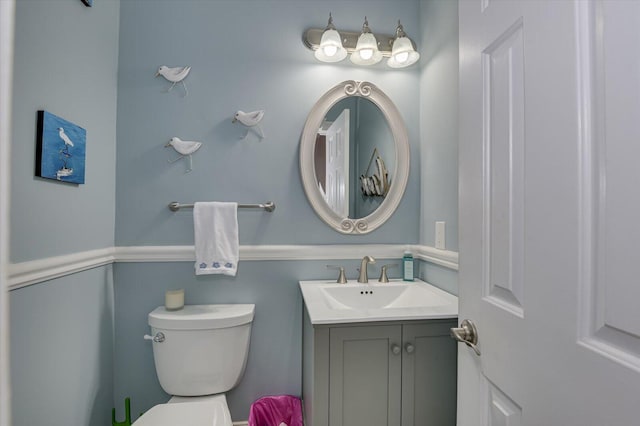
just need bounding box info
[155,65,191,96]
[232,110,265,139]
[165,136,202,173]
[58,127,74,155]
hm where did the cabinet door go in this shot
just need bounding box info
[329,325,402,426]
[402,321,457,426]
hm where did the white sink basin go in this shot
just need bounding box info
[320,283,452,310]
[300,279,458,324]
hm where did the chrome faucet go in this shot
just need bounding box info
[358,256,376,283]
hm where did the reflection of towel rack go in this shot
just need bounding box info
[168,201,275,212]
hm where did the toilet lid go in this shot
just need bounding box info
[133,399,232,426]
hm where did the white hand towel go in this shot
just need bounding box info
[193,202,239,276]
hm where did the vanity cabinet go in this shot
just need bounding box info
[302,310,457,426]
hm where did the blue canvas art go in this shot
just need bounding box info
[36,110,86,184]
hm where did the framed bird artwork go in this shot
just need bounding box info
[35,110,87,184]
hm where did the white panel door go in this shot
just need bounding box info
[325,109,350,218]
[457,1,640,425]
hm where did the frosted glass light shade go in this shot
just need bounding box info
[351,32,383,65]
[387,36,420,68]
[315,28,347,62]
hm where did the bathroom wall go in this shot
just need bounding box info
[417,0,459,295]
[7,1,461,425]
[114,0,422,420]
[115,1,421,247]
[9,1,120,425]
[418,0,459,251]
[10,0,119,263]
[10,268,115,426]
[356,97,395,218]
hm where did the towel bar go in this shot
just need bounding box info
[168,201,275,212]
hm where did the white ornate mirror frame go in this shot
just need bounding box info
[299,80,410,234]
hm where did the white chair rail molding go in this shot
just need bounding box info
[303,13,420,68]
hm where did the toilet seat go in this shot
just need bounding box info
[133,394,232,426]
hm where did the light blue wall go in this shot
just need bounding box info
[415,0,459,295]
[113,257,403,421]
[418,0,459,251]
[10,266,115,426]
[10,0,119,262]
[355,97,395,218]
[9,0,461,425]
[115,0,421,247]
[10,1,120,425]
[113,2,422,420]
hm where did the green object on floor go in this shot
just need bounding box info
[112,397,132,426]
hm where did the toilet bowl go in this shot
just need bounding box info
[134,395,232,426]
[134,304,255,425]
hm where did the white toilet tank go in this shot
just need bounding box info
[148,304,255,397]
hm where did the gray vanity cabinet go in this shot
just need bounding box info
[400,321,458,426]
[328,324,403,426]
[302,310,457,426]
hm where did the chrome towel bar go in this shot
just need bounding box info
[168,201,275,212]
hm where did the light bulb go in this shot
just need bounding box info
[387,20,420,68]
[323,45,338,57]
[314,13,347,63]
[394,51,409,64]
[359,48,374,60]
[350,17,382,66]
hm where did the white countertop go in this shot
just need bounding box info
[299,278,458,325]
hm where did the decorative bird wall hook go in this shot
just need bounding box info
[165,137,202,173]
[155,65,191,96]
[232,110,265,139]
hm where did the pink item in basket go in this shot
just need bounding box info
[248,395,303,426]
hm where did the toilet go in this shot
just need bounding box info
[135,304,255,426]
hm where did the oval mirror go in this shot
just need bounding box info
[300,80,410,234]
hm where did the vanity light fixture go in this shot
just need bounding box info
[350,17,383,66]
[314,13,348,63]
[387,20,420,68]
[303,14,419,68]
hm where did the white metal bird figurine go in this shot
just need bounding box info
[232,110,265,139]
[165,136,202,173]
[155,65,191,96]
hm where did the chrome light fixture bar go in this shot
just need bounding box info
[303,15,419,68]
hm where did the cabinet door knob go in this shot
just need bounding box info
[390,344,401,355]
[405,343,415,354]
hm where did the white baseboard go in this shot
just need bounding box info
[8,244,459,290]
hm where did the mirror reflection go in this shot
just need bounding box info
[300,80,409,234]
[313,97,395,219]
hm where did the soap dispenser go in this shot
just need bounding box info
[402,250,414,281]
